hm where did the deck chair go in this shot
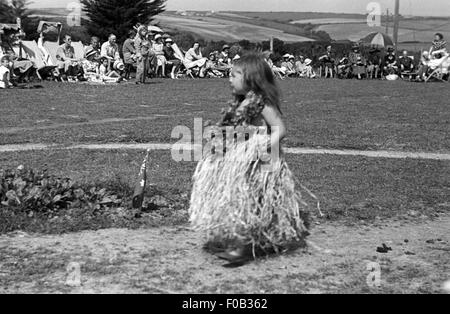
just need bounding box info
[171,43,196,78]
[425,52,450,83]
[14,40,57,79]
[43,41,85,64]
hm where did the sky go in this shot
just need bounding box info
[28,0,450,17]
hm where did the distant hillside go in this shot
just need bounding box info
[27,9,450,48]
[31,8,78,18]
[156,12,316,42]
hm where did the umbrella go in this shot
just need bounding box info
[361,32,393,48]
[148,25,163,33]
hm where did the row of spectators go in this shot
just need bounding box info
[0,31,447,88]
[0,24,240,86]
[266,33,448,81]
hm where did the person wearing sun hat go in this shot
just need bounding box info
[281,54,295,76]
[219,44,231,64]
[84,36,101,62]
[348,44,366,79]
[204,51,224,78]
[163,38,181,79]
[218,44,232,76]
[152,33,167,77]
[303,58,316,78]
[383,46,398,76]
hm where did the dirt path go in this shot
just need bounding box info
[1,215,448,294]
[1,142,450,161]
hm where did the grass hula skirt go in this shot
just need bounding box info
[189,92,311,257]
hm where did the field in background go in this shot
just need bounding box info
[30,9,450,50]
[155,13,315,42]
[317,19,450,44]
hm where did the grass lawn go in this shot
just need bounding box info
[1,79,449,152]
[0,78,449,234]
[0,148,448,234]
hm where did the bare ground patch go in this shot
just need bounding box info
[1,214,448,294]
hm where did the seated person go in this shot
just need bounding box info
[0,55,12,88]
[383,47,398,76]
[430,33,447,59]
[295,55,307,77]
[205,51,224,78]
[99,56,121,82]
[366,48,382,79]
[415,51,431,81]
[5,49,37,83]
[163,38,181,79]
[218,45,232,66]
[318,45,336,78]
[101,34,123,74]
[337,57,352,79]
[280,54,296,76]
[349,45,366,79]
[218,45,232,76]
[399,50,415,79]
[185,42,207,78]
[152,34,167,77]
[85,36,101,62]
[303,58,316,78]
[57,34,85,81]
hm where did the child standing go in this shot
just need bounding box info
[0,56,12,89]
[189,53,310,263]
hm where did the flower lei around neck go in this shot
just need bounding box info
[218,91,265,127]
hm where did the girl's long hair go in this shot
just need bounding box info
[233,52,282,114]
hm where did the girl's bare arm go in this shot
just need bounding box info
[261,105,287,155]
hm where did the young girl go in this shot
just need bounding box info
[189,53,310,263]
[99,57,121,82]
[0,56,12,89]
[134,26,150,84]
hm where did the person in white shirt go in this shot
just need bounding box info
[0,55,12,89]
[185,42,207,77]
[101,34,122,71]
[152,34,167,77]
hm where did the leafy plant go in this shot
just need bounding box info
[0,165,124,214]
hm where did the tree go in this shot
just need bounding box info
[0,0,38,40]
[0,0,13,23]
[80,0,166,42]
[9,0,29,20]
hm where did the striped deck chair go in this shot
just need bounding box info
[14,40,56,79]
[43,41,85,63]
[425,52,450,83]
[171,43,197,79]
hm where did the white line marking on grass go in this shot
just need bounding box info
[284,147,450,161]
[0,143,450,161]
[0,144,59,152]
